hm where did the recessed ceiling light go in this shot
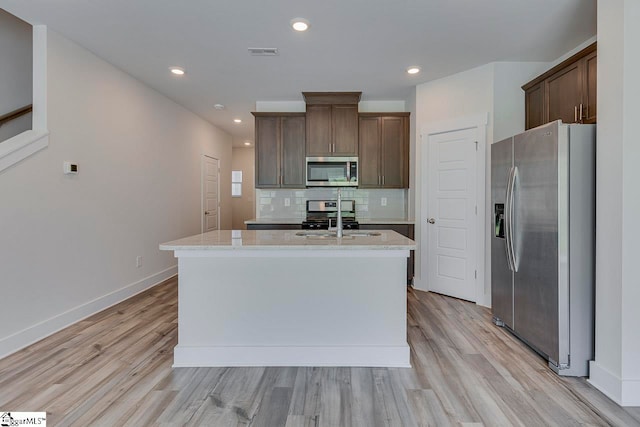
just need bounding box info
[214,104,225,110]
[291,18,310,32]
[233,119,242,123]
[244,142,251,146]
[169,67,185,76]
[406,66,421,75]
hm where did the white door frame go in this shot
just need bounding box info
[415,113,488,306]
[201,154,220,233]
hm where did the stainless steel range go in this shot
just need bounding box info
[301,200,359,230]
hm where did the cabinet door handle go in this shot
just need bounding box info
[382,176,385,186]
[580,103,584,121]
[574,106,578,123]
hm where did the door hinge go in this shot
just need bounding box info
[475,205,478,215]
[474,270,477,279]
[475,141,478,151]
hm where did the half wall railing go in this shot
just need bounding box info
[0,104,32,127]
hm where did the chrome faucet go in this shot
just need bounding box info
[328,188,344,237]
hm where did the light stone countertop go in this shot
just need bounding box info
[160,229,416,251]
[244,218,415,225]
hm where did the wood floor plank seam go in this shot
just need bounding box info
[0,279,638,426]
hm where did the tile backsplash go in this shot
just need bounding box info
[256,188,407,220]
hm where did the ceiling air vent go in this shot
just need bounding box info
[248,47,279,56]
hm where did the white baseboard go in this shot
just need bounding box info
[622,380,640,407]
[0,266,177,359]
[589,360,640,406]
[173,345,411,368]
[411,275,491,307]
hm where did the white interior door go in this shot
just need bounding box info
[425,128,478,301]
[202,155,219,232]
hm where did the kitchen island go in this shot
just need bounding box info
[160,229,416,368]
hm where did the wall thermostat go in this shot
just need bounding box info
[63,161,78,175]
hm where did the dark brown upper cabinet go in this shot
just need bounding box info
[525,81,545,130]
[547,61,583,125]
[523,42,596,130]
[253,113,306,189]
[358,113,410,189]
[303,92,361,157]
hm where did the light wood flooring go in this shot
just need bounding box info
[1,277,639,426]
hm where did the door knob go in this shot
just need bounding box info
[427,218,436,224]
[205,211,211,215]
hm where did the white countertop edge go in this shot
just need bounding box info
[160,230,416,252]
[169,249,411,258]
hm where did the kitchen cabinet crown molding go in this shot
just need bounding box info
[302,92,362,105]
[522,42,596,91]
[252,112,306,117]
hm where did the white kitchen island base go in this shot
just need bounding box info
[161,231,415,368]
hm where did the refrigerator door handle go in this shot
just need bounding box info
[504,166,515,272]
[507,166,519,272]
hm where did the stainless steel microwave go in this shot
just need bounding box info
[306,157,358,187]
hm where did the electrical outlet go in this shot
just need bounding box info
[284,198,290,207]
[136,256,142,268]
[381,197,387,206]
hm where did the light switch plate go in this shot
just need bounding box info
[381,197,387,206]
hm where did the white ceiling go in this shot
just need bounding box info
[1,0,596,147]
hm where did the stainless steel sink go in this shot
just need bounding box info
[295,231,381,238]
[344,231,381,237]
[295,232,335,238]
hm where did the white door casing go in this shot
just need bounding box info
[418,114,487,304]
[202,155,220,232]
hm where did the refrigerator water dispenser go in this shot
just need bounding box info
[494,204,505,238]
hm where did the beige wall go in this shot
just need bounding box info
[412,59,584,303]
[0,28,232,357]
[231,147,255,229]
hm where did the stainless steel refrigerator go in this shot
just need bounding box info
[491,120,595,376]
